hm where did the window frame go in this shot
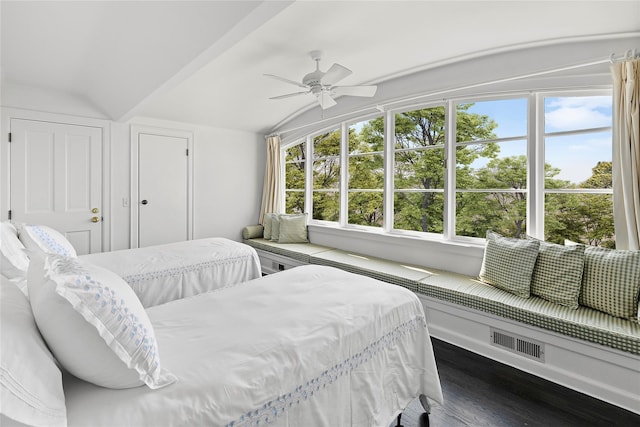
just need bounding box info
[281,88,613,247]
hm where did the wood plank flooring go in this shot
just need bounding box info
[391,339,640,427]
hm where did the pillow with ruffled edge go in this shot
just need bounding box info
[18,224,77,257]
[1,276,67,427]
[529,239,585,309]
[478,230,540,298]
[0,222,30,295]
[27,253,177,389]
[278,214,308,243]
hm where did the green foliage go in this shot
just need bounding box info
[284,108,615,247]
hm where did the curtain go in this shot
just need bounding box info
[611,58,640,250]
[259,135,282,224]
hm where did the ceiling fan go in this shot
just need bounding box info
[265,50,377,110]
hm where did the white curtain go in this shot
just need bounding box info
[611,58,640,250]
[259,135,282,224]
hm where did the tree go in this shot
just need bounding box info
[285,142,306,214]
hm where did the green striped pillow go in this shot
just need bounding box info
[478,231,540,298]
[579,246,640,321]
[530,240,585,309]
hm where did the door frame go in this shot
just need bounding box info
[130,124,193,249]
[1,107,111,252]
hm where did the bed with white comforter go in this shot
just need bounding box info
[62,265,443,427]
[79,237,261,307]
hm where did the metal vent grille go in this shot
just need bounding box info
[490,328,545,362]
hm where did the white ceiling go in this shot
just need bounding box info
[2,1,640,134]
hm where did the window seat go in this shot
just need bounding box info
[244,236,640,414]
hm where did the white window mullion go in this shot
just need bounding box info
[444,100,456,240]
[339,122,349,226]
[383,110,395,232]
[305,136,313,216]
[530,93,545,240]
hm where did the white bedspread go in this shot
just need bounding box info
[63,265,443,427]
[79,238,261,307]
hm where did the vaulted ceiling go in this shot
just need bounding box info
[2,1,639,134]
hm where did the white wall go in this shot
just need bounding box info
[1,85,266,251]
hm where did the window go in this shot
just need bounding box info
[312,129,341,222]
[455,99,528,238]
[281,89,614,248]
[348,117,384,227]
[542,95,614,247]
[393,106,445,234]
[284,140,305,214]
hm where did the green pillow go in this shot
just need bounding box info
[263,213,275,240]
[530,240,585,309]
[478,230,540,298]
[270,214,281,242]
[278,214,308,243]
[579,246,640,320]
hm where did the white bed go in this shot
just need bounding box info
[80,237,262,307]
[1,219,262,308]
[62,265,443,427]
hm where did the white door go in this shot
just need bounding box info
[138,133,189,247]
[10,119,103,255]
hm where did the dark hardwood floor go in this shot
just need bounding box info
[392,339,640,427]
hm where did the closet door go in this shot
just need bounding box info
[10,119,103,255]
[134,129,192,248]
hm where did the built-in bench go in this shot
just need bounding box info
[244,237,640,415]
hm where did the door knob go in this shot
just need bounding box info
[91,216,100,223]
[141,200,148,205]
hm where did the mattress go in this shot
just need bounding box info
[63,265,443,427]
[79,238,261,307]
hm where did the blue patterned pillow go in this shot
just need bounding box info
[18,224,77,257]
[27,254,176,389]
[478,231,540,298]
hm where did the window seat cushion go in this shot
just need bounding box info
[243,238,332,263]
[417,269,640,355]
[309,249,432,292]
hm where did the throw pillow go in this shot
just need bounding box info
[270,214,281,242]
[579,246,640,320]
[0,277,67,427]
[27,254,177,389]
[278,214,308,243]
[263,213,275,240]
[18,224,77,257]
[529,239,585,309]
[478,230,540,298]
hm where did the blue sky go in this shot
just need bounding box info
[465,96,612,184]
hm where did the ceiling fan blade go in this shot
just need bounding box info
[269,91,309,100]
[318,91,337,110]
[321,63,352,86]
[331,85,378,97]
[263,73,308,89]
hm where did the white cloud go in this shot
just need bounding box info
[545,96,612,132]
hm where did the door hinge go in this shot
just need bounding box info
[8,210,11,220]
[186,148,189,156]
[8,133,12,143]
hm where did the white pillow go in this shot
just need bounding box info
[0,277,67,427]
[27,254,177,390]
[18,224,77,257]
[0,222,30,279]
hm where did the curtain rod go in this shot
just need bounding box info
[610,49,639,63]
